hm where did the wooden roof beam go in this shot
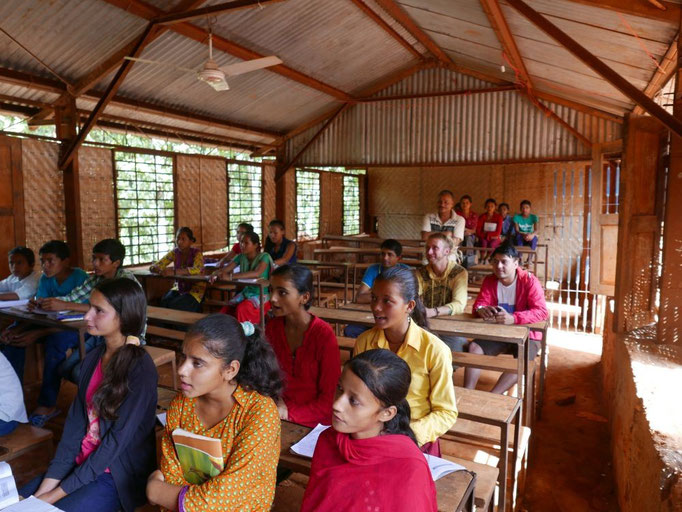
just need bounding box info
[348,0,424,60]
[562,0,680,24]
[154,0,286,25]
[633,35,678,115]
[480,0,532,89]
[506,0,682,138]
[100,0,353,101]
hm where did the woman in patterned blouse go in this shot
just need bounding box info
[146,314,283,512]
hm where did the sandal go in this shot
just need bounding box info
[28,410,61,428]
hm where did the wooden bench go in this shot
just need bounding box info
[0,424,53,463]
[144,346,177,390]
[146,324,185,342]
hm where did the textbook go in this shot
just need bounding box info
[0,462,18,509]
[47,311,84,322]
[1,496,65,511]
[0,300,29,310]
[172,428,224,485]
[290,424,466,481]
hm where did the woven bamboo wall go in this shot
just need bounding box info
[176,155,203,246]
[283,168,296,240]
[319,172,344,236]
[21,139,65,252]
[199,158,227,251]
[78,146,115,267]
[262,163,276,236]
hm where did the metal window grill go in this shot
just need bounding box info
[115,152,174,265]
[296,170,320,240]
[227,162,262,246]
[343,175,360,235]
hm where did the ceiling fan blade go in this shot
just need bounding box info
[123,56,197,75]
[209,80,230,91]
[220,56,282,77]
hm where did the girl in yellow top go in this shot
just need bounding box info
[146,314,283,512]
[150,227,206,312]
[353,266,457,456]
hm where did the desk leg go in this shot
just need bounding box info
[511,405,522,512]
[516,340,526,400]
[78,329,86,360]
[316,273,322,307]
[538,329,548,420]
[499,422,509,512]
[344,266,349,305]
[524,339,533,425]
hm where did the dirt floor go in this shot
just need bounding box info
[9,328,619,511]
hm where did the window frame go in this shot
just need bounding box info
[342,174,361,236]
[295,169,321,241]
[226,161,264,247]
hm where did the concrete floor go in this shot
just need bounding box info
[11,328,619,511]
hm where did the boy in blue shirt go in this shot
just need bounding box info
[344,239,410,338]
[36,240,88,299]
[513,199,539,259]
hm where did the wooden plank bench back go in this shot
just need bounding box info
[0,424,53,463]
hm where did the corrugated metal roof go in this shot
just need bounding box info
[285,68,621,166]
[0,83,60,106]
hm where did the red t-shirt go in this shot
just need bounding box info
[265,315,341,427]
[231,242,241,255]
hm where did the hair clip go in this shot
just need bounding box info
[125,335,141,346]
[240,321,255,337]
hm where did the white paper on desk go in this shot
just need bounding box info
[157,412,167,427]
[1,496,65,511]
[234,278,259,284]
[0,462,19,509]
[423,454,466,481]
[483,222,498,233]
[0,300,29,310]
[290,424,330,458]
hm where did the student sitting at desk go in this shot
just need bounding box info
[513,199,539,263]
[354,266,457,455]
[476,198,503,258]
[343,239,410,339]
[0,351,27,436]
[216,222,253,269]
[464,243,548,394]
[20,279,157,512]
[0,246,40,301]
[211,232,273,324]
[498,202,515,242]
[266,264,340,427]
[264,219,297,267]
[301,349,437,512]
[150,227,206,313]
[416,233,468,352]
[421,189,464,245]
[147,315,281,512]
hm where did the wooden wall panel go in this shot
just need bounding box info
[262,163,276,237]
[329,173,344,235]
[176,155,202,246]
[21,139,65,253]
[199,158,227,251]
[78,146,115,268]
[0,136,24,278]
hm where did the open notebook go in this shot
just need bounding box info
[290,424,466,481]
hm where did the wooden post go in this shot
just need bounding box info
[657,34,682,344]
[55,95,83,267]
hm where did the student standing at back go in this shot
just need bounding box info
[301,349,437,512]
[211,232,273,324]
[354,266,457,455]
[150,227,205,313]
[264,219,297,267]
[265,264,340,427]
[0,246,40,301]
[19,279,157,512]
[147,314,282,512]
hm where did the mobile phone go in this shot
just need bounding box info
[495,306,505,313]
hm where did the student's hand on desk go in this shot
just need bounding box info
[477,306,498,321]
[161,267,175,277]
[37,298,68,311]
[35,486,66,505]
[494,310,515,325]
[5,330,41,347]
[276,400,289,421]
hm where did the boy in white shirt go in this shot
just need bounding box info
[0,246,40,301]
[0,352,27,435]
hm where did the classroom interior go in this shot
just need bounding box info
[0,0,681,511]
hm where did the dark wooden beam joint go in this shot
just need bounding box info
[506,0,682,139]
[153,0,285,25]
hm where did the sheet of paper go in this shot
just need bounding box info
[2,496,65,511]
[484,222,498,232]
[423,454,466,481]
[157,412,167,427]
[0,461,18,509]
[0,300,29,310]
[290,424,330,458]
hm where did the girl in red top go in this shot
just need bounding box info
[301,349,437,512]
[265,264,340,427]
[476,198,504,260]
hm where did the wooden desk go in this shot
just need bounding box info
[322,235,424,249]
[314,245,424,259]
[298,260,352,304]
[0,308,88,359]
[134,271,268,329]
[279,421,497,512]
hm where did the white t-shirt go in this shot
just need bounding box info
[0,352,27,423]
[422,211,465,240]
[0,270,41,300]
[497,278,517,314]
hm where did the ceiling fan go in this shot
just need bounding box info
[124,33,282,91]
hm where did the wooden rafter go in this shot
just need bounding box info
[633,35,678,115]
[532,98,593,148]
[101,0,353,101]
[154,0,285,25]
[506,0,682,138]
[348,0,424,60]
[562,0,680,23]
[358,85,521,102]
[479,0,532,89]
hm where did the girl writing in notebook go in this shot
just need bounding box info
[147,314,282,512]
[301,349,437,511]
[266,264,340,427]
[353,266,458,455]
[20,278,158,512]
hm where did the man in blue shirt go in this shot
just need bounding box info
[344,239,410,338]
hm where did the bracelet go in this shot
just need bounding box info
[178,485,189,512]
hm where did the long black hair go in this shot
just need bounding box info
[347,349,417,445]
[91,278,147,420]
[374,266,429,329]
[187,314,282,400]
[271,264,313,310]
